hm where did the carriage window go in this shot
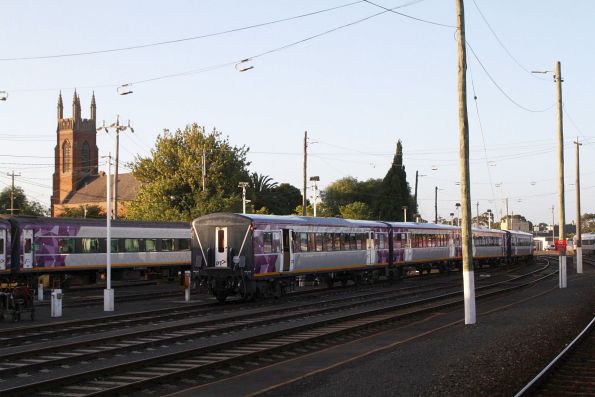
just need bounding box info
[323,233,333,251]
[24,238,32,254]
[217,230,225,253]
[177,239,190,251]
[0,239,3,254]
[145,239,157,252]
[124,239,140,252]
[333,234,341,251]
[59,238,75,254]
[379,234,385,249]
[315,233,323,252]
[299,233,308,252]
[162,238,174,252]
[348,234,356,250]
[82,238,100,253]
[263,232,273,254]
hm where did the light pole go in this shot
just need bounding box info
[103,154,114,311]
[414,171,426,210]
[450,212,454,226]
[455,203,461,226]
[309,176,320,217]
[402,206,408,222]
[97,116,134,220]
[238,182,249,214]
[487,209,492,229]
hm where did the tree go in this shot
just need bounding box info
[375,141,417,221]
[266,183,302,215]
[581,213,595,233]
[248,172,278,211]
[127,124,250,221]
[60,205,104,218]
[322,177,383,217]
[0,186,48,216]
[340,202,373,220]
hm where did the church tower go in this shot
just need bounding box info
[51,91,99,216]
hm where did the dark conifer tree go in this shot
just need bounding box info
[376,140,417,221]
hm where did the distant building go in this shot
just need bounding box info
[51,91,139,217]
[500,214,531,232]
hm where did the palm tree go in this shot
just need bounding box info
[249,173,278,210]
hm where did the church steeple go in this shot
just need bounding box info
[90,91,96,120]
[57,91,63,120]
[72,89,79,121]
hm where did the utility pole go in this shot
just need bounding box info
[434,186,438,224]
[551,205,555,248]
[310,176,320,217]
[574,137,582,273]
[555,61,567,288]
[415,171,419,209]
[456,0,476,325]
[97,116,133,220]
[6,171,21,215]
[302,131,307,216]
[476,201,480,227]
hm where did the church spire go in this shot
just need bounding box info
[72,89,79,121]
[57,91,63,120]
[90,91,96,120]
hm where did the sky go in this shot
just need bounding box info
[0,0,593,226]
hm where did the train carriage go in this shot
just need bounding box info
[8,217,191,285]
[192,213,391,301]
[507,230,534,261]
[0,219,11,276]
[579,233,595,255]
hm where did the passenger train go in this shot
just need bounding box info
[191,213,534,302]
[579,233,595,255]
[0,216,191,287]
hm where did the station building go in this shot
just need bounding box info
[51,92,139,217]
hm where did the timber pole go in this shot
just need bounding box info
[455,0,476,325]
[555,61,567,288]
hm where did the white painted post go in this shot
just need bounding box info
[37,283,43,301]
[559,254,567,288]
[104,154,114,311]
[184,271,191,302]
[50,289,62,317]
[576,247,583,274]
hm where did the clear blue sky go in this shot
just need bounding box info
[0,0,593,225]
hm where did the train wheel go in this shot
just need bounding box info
[215,291,228,303]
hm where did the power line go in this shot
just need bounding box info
[362,0,454,28]
[0,1,367,62]
[470,0,547,81]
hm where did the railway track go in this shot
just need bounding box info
[515,315,595,397]
[0,262,525,346]
[0,260,554,396]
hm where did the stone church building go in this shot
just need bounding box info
[51,91,139,217]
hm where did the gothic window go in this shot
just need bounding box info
[81,141,90,173]
[62,140,71,173]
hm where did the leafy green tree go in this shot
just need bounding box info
[127,124,250,221]
[60,205,105,218]
[375,140,417,221]
[0,186,48,216]
[581,213,595,233]
[266,183,302,215]
[322,177,382,217]
[340,201,373,220]
[294,202,332,217]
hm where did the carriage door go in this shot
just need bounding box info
[0,229,5,271]
[281,229,292,272]
[367,232,376,265]
[23,229,34,269]
[215,227,228,267]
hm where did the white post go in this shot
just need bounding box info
[51,289,62,317]
[104,154,114,311]
[312,181,318,217]
[184,271,191,302]
[559,254,567,288]
[576,247,583,274]
[38,283,44,301]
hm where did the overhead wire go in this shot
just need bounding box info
[0,1,367,61]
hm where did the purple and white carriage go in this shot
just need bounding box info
[6,217,191,286]
[0,219,11,275]
[192,213,533,302]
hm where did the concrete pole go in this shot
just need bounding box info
[552,205,555,247]
[104,154,114,311]
[202,147,206,192]
[455,0,476,325]
[415,171,419,209]
[555,61,567,288]
[312,180,318,217]
[402,206,407,222]
[574,138,582,273]
[302,131,308,216]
